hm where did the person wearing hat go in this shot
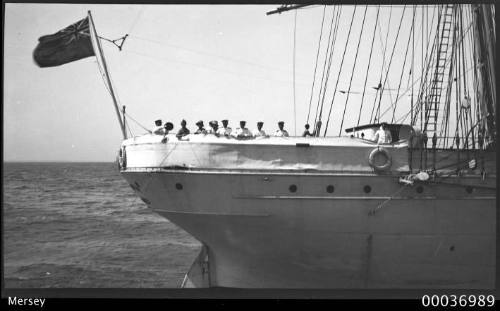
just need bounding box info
[274,121,289,137]
[207,120,220,136]
[176,119,190,139]
[216,119,232,137]
[233,120,252,139]
[314,120,322,137]
[373,122,392,144]
[252,121,267,138]
[194,120,207,135]
[161,122,174,143]
[302,124,313,137]
[152,119,166,135]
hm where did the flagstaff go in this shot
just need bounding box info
[32,11,128,140]
[88,10,127,140]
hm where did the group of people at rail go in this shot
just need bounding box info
[151,119,393,144]
[152,119,291,140]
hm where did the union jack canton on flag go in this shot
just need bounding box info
[33,17,95,68]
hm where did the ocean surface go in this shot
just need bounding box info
[3,162,201,288]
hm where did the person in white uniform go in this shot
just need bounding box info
[374,123,392,144]
[207,120,220,136]
[233,121,252,139]
[252,121,267,137]
[194,120,207,135]
[274,121,289,137]
[217,119,232,137]
[152,119,165,135]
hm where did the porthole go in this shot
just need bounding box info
[363,185,371,193]
[175,183,183,190]
[289,184,297,193]
[326,185,334,193]
[465,186,473,194]
[416,186,424,194]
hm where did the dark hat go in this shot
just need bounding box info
[164,122,174,131]
[196,120,204,126]
[181,119,187,125]
[240,120,246,125]
[222,119,228,123]
[155,119,162,126]
[257,121,264,125]
[209,120,218,127]
[278,121,284,125]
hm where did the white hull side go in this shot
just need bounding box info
[122,170,496,288]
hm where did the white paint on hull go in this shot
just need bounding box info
[121,169,496,288]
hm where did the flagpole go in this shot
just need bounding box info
[88,10,127,140]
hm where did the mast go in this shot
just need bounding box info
[88,10,127,140]
[472,4,496,145]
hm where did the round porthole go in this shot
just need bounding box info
[289,184,297,193]
[416,186,424,194]
[326,185,334,193]
[363,185,371,193]
[175,183,183,190]
[465,186,473,194]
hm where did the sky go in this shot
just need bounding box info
[4,4,475,161]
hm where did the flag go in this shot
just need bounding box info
[33,17,95,67]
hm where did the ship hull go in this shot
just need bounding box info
[121,169,496,288]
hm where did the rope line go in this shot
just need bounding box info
[306,5,327,124]
[357,6,380,127]
[129,34,306,77]
[369,6,393,123]
[374,5,407,123]
[313,6,341,135]
[338,5,368,135]
[391,8,416,123]
[124,111,151,133]
[323,6,358,136]
[293,9,297,136]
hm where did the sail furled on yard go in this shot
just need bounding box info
[33,17,95,67]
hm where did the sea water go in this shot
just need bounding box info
[3,162,201,288]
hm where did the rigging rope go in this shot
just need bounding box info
[440,14,457,147]
[356,6,380,126]
[129,34,303,77]
[374,5,407,123]
[378,50,464,125]
[391,8,416,123]
[338,6,368,135]
[98,35,129,51]
[311,9,334,130]
[94,39,126,123]
[293,9,297,136]
[313,6,341,135]
[422,5,445,132]
[369,6,393,123]
[126,118,134,137]
[128,6,145,34]
[123,110,152,133]
[95,56,112,96]
[306,5,327,124]
[322,6,358,136]
[123,48,305,86]
[412,6,439,126]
